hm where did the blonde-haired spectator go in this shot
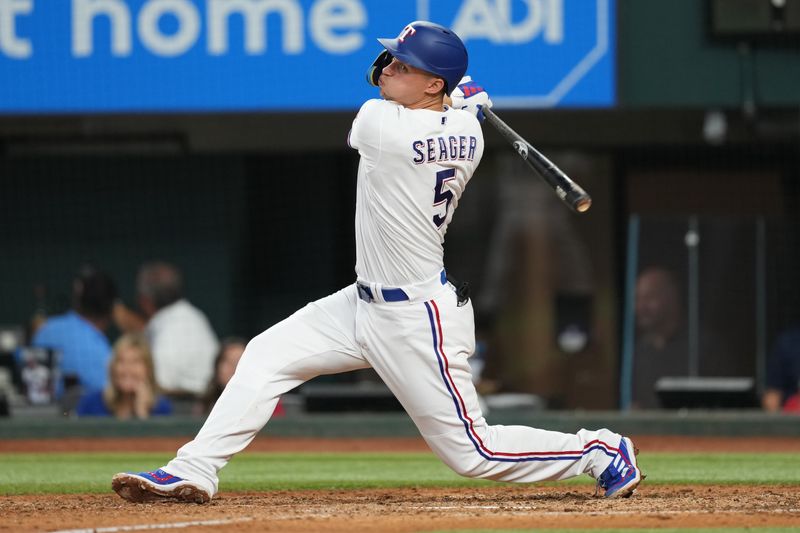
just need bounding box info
[76,334,172,419]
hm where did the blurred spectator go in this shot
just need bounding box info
[77,333,172,418]
[197,337,285,416]
[198,337,246,413]
[32,265,117,398]
[631,267,689,408]
[115,261,219,397]
[762,324,800,413]
[474,154,595,400]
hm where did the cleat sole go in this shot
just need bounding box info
[112,473,210,504]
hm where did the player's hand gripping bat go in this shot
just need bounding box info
[482,107,592,214]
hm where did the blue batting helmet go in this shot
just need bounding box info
[376,21,468,95]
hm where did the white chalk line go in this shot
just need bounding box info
[49,517,252,533]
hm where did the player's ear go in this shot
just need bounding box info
[425,76,445,96]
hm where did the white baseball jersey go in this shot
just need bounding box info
[349,99,483,286]
[160,99,625,499]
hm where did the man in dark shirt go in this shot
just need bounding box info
[632,267,688,408]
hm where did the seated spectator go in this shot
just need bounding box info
[77,333,171,418]
[198,337,245,414]
[115,261,219,398]
[198,337,285,416]
[631,267,688,408]
[32,265,117,398]
[762,324,800,413]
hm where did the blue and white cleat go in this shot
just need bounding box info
[112,469,211,504]
[597,437,644,498]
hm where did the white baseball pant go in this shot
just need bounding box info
[163,281,620,496]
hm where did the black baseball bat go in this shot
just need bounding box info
[482,107,592,214]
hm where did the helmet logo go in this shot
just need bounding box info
[398,25,417,42]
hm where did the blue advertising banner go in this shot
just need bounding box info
[0,0,614,113]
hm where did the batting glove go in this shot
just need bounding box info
[449,76,493,122]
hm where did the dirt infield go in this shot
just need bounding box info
[2,436,799,532]
[3,485,800,532]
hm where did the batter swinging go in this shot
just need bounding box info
[112,21,642,504]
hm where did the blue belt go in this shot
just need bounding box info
[357,270,447,303]
[356,284,407,302]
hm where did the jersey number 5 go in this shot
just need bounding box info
[432,168,456,228]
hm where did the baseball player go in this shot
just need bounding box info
[112,21,642,504]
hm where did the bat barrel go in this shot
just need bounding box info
[532,160,592,213]
[566,188,592,213]
[483,107,592,214]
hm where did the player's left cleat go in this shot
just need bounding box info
[596,436,644,498]
[112,469,211,504]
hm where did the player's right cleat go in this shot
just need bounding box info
[112,469,211,504]
[596,436,644,498]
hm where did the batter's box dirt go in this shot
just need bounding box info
[2,485,799,532]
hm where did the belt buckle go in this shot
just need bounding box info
[357,283,373,303]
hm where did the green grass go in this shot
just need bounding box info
[1,451,798,495]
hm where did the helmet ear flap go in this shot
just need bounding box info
[367,50,393,86]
